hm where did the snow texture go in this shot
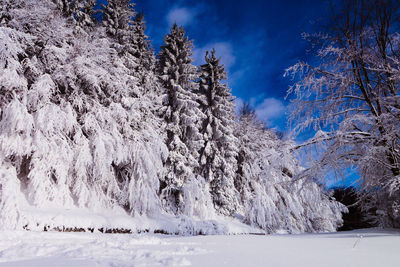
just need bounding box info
[0,229,399,266]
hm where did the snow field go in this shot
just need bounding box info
[0,229,399,267]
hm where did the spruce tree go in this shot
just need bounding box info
[101,0,142,99]
[0,0,13,25]
[197,49,240,216]
[53,0,73,17]
[131,13,154,71]
[130,12,158,95]
[51,1,95,32]
[158,24,206,215]
[101,0,136,45]
[74,0,96,30]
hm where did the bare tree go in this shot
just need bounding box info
[286,0,400,227]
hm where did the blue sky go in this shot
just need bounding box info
[129,0,331,130]
[97,0,331,130]
[97,0,354,188]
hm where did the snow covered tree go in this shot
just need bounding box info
[52,0,95,31]
[53,0,74,17]
[197,49,240,216]
[100,1,157,98]
[234,104,346,233]
[131,13,153,71]
[0,0,167,230]
[0,0,13,25]
[101,0,135,44]
[100,0,142,99]
[74,0,96,30]
[285,0,400,227]
[129,12,159,96]
[158,24,211,217]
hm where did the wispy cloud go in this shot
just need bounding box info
[166,3,207,28]
[166,7,193,27]
[254,97,287,127]
[234,96,287,129]
[193,42,235,70]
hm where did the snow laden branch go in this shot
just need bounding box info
[286,0,400,227]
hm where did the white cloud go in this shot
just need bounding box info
[166,3,208,28]
[234,96,286,128]
[254,97,286,125]
[193,42,236,70]
[166,7,193,27]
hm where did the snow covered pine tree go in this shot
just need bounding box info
[158,24,214,218]
[74,0,96,31]
[198,49,240,216]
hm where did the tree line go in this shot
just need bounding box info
[1,0,397,233]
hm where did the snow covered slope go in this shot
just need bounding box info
[0,229,399,267]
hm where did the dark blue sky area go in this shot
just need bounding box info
[99,0,331,129]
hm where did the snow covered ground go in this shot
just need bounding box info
[0,229,399,267]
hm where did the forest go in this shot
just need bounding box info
[0,0,398,236]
